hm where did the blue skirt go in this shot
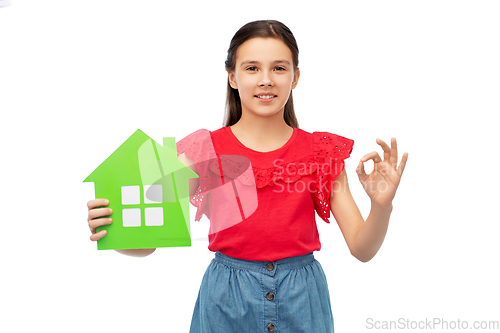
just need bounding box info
[190,251,334,332]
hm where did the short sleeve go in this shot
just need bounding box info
[312,132,354,223]
[176,129,217,222]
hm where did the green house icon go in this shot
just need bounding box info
[84,129,199,250]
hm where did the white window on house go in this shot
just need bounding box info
[121,185,140,205]
[122,208,141,227]
[121,185,164,227]
[145,207,163,226]
[144,184,162,203]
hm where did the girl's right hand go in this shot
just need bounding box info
[87,198,113,241]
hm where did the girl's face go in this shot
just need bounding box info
[228,37,300,121]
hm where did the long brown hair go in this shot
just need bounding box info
[223,20,299,128]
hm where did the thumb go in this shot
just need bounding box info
[356,160,367,182]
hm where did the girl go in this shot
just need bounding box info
[87,20,408,332]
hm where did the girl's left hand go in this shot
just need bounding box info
[356,138,408,208]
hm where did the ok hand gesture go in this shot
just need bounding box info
[356,138,408,208]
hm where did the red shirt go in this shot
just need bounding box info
[177,126,354,261]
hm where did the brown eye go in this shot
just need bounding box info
[246,66,257,71]
[274,66,286,71]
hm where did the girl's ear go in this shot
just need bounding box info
[228,72,238,89]
[291,68,300,90]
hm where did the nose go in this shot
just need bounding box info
[258,71,274,87]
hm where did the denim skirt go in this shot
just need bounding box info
[189,251,334,332]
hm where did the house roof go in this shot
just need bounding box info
[84,129,198,184]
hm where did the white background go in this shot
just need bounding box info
[1,1,499,332]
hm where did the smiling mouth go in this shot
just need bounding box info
[255,95,277,99]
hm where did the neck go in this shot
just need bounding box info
[231,108,292,141]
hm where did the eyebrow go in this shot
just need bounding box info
[240,59,291,67]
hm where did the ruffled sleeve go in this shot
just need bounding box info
[312,132,354,223]
[176,129,217,222]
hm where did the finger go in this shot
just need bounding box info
[376,138,391,163]
[87,199,109,210]
[397,152,409,176]
[90,230,107,242]
[89,217,113,230]
[88,208,113,220]
[390,137,398,168]
[360,151,382,164]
